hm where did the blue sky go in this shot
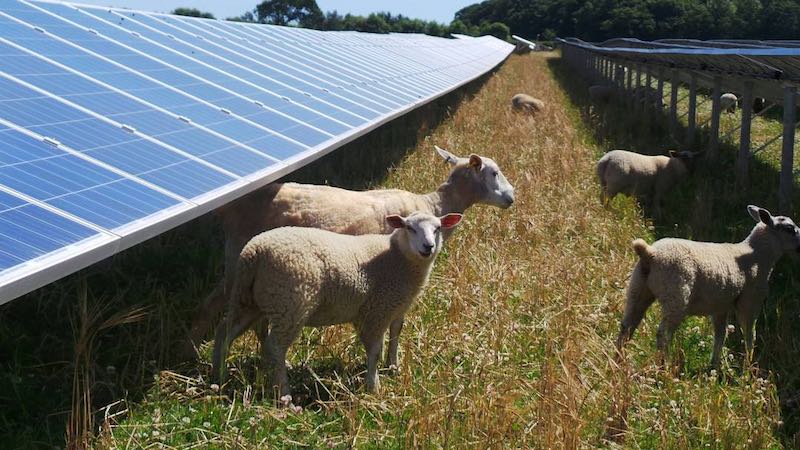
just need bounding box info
[74,0,476,23]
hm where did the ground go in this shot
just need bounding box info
[1,52,796,448]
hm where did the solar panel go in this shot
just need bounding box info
[0,0,513,304]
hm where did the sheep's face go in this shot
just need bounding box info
[386,213,462,259]
[748,205,800,253]
[669,150,700,170]
[436,146,515,208]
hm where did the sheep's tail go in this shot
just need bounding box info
[631,239,654,274]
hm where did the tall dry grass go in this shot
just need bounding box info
[83,53,785,448]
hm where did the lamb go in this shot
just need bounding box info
[511,93,545,113]
[190,146,515,369]
[596,149,698,217]
[616,205,800,367]
[211,212,463,395]
[721,93,738,113]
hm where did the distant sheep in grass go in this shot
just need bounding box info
[617,205,800,367]
[596,149,699,217]
[511,93,545,114]
[189,146,515,369]
[211,212,463,395]
[633,86,663,109]
[588,85,614,105]
[721,93,738,113]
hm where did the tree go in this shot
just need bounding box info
[479,21,510,40]
[253,0,323,26]
[172,7,215,19]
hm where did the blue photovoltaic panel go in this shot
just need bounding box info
[0,0,514,304]
[0,124,179,229]
[0,41,277,177]
[0,75,235,199]
[130,12,383,122]
[0,189,100,271]
[38,2,354,138]
[5,1,333,149]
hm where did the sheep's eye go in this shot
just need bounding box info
[408,227,417,234]
[435,226,441,233]
[492,171,499,178]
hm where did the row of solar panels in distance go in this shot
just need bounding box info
[0,0,512,294]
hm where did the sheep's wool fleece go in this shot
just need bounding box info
[238,227,435,329]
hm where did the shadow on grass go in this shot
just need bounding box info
[547,56,800,446]
[0,68,499,447]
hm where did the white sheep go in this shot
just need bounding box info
[616,205,800,367]
[190,146,515,369]
[211,212,463,395]
[596,149,698,217]
[721,93,738,113]
[511,93,545,113]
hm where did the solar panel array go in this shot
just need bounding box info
[559,37,800,84]
[0,0,513,305]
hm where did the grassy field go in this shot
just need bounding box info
[1,52,798,448]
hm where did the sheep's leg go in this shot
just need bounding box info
[385,317,404,369]
[616,267,655,349]
[736,295,764,365]
[185,281,226,355]
[265,324,302,398]
[710,313,728,368]
[210,306,260,382]
[655,315,683,362]
[360,327,386,393]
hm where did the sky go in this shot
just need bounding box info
[73,0,476,23]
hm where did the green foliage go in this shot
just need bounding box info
[252,0,323,26]
[479,21,510,40]
[171,7,214,19]
[455,0,800,41]
[229,1,473,37]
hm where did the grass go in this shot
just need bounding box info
[0,52,797,448]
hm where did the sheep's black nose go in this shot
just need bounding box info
[423,243,434,251]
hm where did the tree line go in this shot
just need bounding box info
[453,0,800,42]
[174,0,800,42]
[171,0,511,40]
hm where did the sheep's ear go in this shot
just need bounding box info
[668,150,678,158]
[440,213,463,229]
[748,205,774,226]
[386,215,406,229]
[435,146,459,166]
[468,154,483,169]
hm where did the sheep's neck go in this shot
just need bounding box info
[424,181,475,215]
[742,225,784,275]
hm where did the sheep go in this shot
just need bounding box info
[588,85,614,105]
[211,212,463,395]
[721,93,738,113]
[511,93,545,113]
[189,146,515,369]
[616,205,800,367]
[632,86,663,109]
[596,149,698,217]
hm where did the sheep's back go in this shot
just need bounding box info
[245,228,389,323]
[648,239,746,314]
